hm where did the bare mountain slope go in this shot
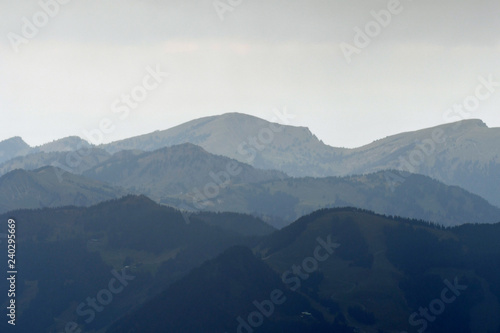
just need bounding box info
[102,112,346,176]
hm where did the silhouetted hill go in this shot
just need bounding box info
[0,196,273,332]
[106,208,500,333]
[107,246,352,333]
[256,208,500,332]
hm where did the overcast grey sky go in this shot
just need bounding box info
[1,0,499,148]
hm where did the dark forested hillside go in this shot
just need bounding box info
[105,208,500,333]
[0,196,274,333]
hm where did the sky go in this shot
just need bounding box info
[0,0,499,148]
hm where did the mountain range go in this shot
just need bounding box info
[1,112,500,333]
[164,171,500,227]
[83,143,286,202]
[97,114,500,207]
[0,143,497,228]
[0,136,90,165]
[1,114,499,228]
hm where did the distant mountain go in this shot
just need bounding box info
[163,171,500,227]
[0,195,272,332]
[0,147,111,176]
[32,136,90,153]
[4,115,499,206]
[0,136,31,164]
[3,114,499,209]
[2,135,497,228]
[107,208,500,333]
[342,119,500,207]
[0,166,126,213]
[84,143,287,202]
[100,114,500,207]
[0,136,91,165]
[101,112,346,176]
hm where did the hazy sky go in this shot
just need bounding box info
[1,0,499,148]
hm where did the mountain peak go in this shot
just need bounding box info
[1,168,29,178]
[0,136,29,145]
[436,118,487,130]
[453,118,488,128]
[0,137,32,164]
[35,136,90,153]
[217,112,269,122]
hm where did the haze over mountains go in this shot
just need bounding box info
[1,137,498,228]
[164,171,500,227]
[0,136,90,165]
[99,113,500,207]
[0,147,110,176]
[0,166,125,214]
[1,113,500,227]
[83,143,286,202]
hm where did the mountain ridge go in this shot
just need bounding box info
[2,114,499,206]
